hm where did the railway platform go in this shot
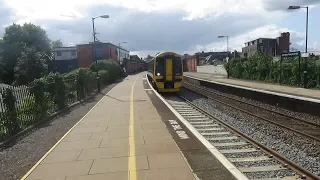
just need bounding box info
[21,72,239,180]
[185,72,320,102]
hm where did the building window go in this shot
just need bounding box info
[71,50,76,56]
[57,51,61,56]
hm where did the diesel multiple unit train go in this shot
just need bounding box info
[147,52,183,92]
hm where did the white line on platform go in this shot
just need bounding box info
[146,74,249,180]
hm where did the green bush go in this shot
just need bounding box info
[98,70,109,85]
[228,52,320,88]
[90,59,120,83]
[41,73,67,110]
[30,79,49,120]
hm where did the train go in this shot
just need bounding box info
[147,52,183,92]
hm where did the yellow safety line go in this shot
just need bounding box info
[128,76,139,180]
[20,88,114,180]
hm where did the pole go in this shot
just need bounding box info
[303,6,309,88]
[92,18,100,92]
[227,36,229,79]
[227,36,229,53]
[305,6,308,53]
[118,43,121,62]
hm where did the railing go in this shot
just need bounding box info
[0,76,97,142]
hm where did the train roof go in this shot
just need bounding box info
[155,52,181,57]
[146,52,182,63]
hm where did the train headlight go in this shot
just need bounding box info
[157,73,160,76]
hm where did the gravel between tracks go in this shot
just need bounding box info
[0,83,118,180]
[179,87,320,176]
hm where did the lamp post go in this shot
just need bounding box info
[218,35,229,53]
[118,41,127,64]
[288,5,309,88]
[218,35,229,78]
[92,14,109,93]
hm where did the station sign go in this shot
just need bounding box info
[281,51,300,58]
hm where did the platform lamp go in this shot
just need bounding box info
[92,14,109,93]
[218,35,229,78]
[288,5,309,88]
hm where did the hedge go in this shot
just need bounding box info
[226,52,320,88]
[0,60,121,141]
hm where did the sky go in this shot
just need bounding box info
[0,0,320,57]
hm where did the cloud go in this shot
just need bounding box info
[262,0,320,11]
[33,4,274,53]
[1,0,319,57]
[185,24,305,53]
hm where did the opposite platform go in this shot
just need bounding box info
[22,73,196,180]
[185,72,320,102]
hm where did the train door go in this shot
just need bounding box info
[165,58,173,81]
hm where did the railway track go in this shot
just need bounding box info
[182,81,320,142]
[164,94,319,180]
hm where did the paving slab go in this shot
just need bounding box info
[77,146,129,160]
[66,172,128,180]
[89,155,149,174]
[26,160,93,179]
[100,136,145,147]
[135,167,195,180]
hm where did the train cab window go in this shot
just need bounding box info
[155,57,164,76]
[174,57,182,76]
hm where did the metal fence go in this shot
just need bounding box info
[0,76,97,142]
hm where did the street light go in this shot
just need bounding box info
[217,35,229,53]
[118,41,127,63]
[288,5,309,88]
[218,35,230,78]
[288,6,308,53]
[92,14,109,93]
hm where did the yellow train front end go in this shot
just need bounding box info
[147,52,183,93]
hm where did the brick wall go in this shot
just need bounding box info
[186,57,197,72]
[77,44,93,68]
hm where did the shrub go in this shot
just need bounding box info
[228,52,320,89]
[41,73,67,110]
[98,70,109,85]
[30,79,49,120]
[90,59,120,83]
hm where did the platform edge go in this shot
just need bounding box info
[146,74,249,180]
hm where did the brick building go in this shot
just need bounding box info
[76,42,130,68]
[184,56,197,72]
[242,32,290,57]
[124,55,147,74]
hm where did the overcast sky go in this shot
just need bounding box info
[0,0,320,57]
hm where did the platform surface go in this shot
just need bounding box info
[185,72,320,100]
[23,73,196,180]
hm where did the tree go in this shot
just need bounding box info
[51,39,63,49]
[14,46,48,85]
[0,23,51,84]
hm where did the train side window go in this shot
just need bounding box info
[155,58,164,76]
[174,57,182,76]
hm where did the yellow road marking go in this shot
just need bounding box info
[20,88,115,180]
[129,76,139,180]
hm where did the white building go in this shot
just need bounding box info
[118,47,130,65]
[52,47,78,73]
